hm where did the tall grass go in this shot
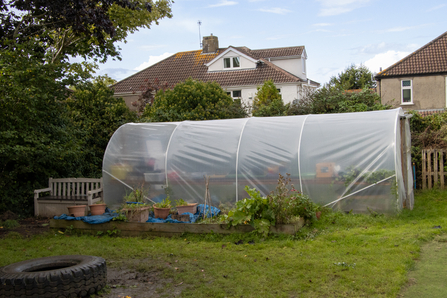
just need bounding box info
[2,189,447,297]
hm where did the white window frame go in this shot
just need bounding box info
[223,57,240,69]
[401,79,413,105]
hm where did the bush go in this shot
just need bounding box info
[143,78,248,122]
[224,174,319,237]
[287,86,391,115]
[252,79,287,117]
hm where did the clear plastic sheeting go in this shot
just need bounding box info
[103,108,413,213]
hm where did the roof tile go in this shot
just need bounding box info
[113,46,307,93]
[376,31,447,78]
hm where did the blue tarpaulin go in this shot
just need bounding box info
[54,208,119,224]
[54,204,221,224]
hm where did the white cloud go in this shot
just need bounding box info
[258,7,292,14]
[364,50,410,73]
[312,23,333,27]
[134,52,173,71]
[316,0,371,16]
[426,4,446,12]
[138,45,166,51]
[209,0,238,7]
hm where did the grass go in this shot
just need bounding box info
[2,189,447,297]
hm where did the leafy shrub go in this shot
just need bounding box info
[252,79,287,117]
[224,174,320,237]
[143,78,248,122]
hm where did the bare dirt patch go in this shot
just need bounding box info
[0,212,51,238]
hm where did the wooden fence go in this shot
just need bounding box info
[422,149,447,189]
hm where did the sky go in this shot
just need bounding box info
[92,0,447,85]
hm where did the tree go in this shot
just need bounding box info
[66,76,137,177]
[143,78,248,122]
[0,0,173,63]
[132,78,170,115]
[329,64,376,90]
[252,80,287,117]
[0,40,83,216]
[287,86,390,116]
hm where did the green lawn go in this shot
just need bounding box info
[2,189,447,297]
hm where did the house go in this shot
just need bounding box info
[112,35,320,110]
[375,31,447,111]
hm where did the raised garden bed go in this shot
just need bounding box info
[49,218,305,237]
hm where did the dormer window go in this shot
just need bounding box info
[224,57,240,69]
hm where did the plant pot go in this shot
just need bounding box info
[89,204,107,216]
[154,207,171,219]
[122,207,151,222]
[67,205,87,217]
[177,203,198,215]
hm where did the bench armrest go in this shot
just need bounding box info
[34,188,51,196]
[87,188,103,205]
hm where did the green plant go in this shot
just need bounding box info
[112,213,127,222]
[124,185,149,204]
[154,197,172,209]
[175,199,188,207]
[94,200,106,204]
[267,174,318,223]
[224,186,275,237]
[0,220,20,229]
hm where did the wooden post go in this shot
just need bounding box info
[422,149,427,190]
[428,149,432,189]
[434,149,439,187]
[439,149,445,189]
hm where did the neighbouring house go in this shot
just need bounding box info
[375,31,447,112]
[112,34,320,111]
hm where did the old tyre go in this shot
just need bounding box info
[0,255,106,298]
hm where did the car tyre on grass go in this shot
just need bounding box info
[0,255,106,298]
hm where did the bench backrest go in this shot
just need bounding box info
[49,178,102,197]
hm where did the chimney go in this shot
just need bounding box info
[202,34,219,54]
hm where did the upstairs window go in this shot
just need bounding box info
[223,57,240,69]
[401,80,413,104]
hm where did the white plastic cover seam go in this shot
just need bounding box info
[164,123,181,187]
[235,118,251,202]
[103,170,155,203]
[297,115,310,192]
[323,174,396,207]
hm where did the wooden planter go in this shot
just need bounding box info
[67,205,87,217]
[177,203,198,215]
[154,207,171,219]
[122,207,151,222]
[89,204,107,216]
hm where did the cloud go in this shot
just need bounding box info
[316,0,371,16]
[209,0,237,7]
[376,23,433,34]
[258,7,292,14]
[138,45,166,51]
[134,52,173,71]
[364,50,410,73]
[98,68,136,82]
[312,23,333,27]
[426,4,446,12]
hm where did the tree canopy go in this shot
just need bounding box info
[0,0,173,63]
[143,78,248,122]
[252,79,287,117]
[287,86,390,115]
[329,64,376,90]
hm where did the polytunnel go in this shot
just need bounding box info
[103,108,414,213]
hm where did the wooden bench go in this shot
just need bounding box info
[34,178,103,217]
